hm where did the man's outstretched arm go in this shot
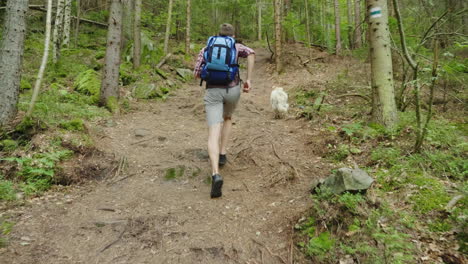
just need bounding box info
[244,53,255,93]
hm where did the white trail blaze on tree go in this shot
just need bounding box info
[368,0,398,129]
[100,0,123,112]
[0,0,30,126]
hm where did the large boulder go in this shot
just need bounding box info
[317,168,374,194]
[176,68,193,80]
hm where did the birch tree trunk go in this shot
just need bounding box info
[334,0,342,54]
[354,0,362,48]
[274,0,283,73]
[0,0,29,126]
[347,0,354,49]
[74,0,81,47]
[133,0,142,68]
[185,0,191,54]
[257,0,262,41]
[368,0,398,129]
[100,0,123,112]
[164,0,174,55]
[62,0,71,47]
[27,0,53,116]
[53,0,65,63]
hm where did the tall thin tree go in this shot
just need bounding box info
[63,0,72,47]
[133,0,142,68]
[53,0,65,63]
[27,0,53,116]
[74,0,81,47]
[334,0,342,54]
[347,0,354,49]
[304,0,311,46]
[257,0,262,41]
[367,0,398,129]
[354,0,362,48]
[0,0,30,126]
[100,0,123,112]
[164,0,174,55]
[274,0,283,73]
[185,0,191,54]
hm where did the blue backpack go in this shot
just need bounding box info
[200,36,239,86]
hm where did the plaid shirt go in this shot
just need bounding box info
[193,43,255,78]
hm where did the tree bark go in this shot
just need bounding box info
[74,0,81,47]
[347,0,354,49]
[257,0,262,41]
[100,0,123,112]
[121,0,133,50]
[163,0,174,55]
[0,0,29,126]
[274,0,283,73]
[304,0,311,45]
[133,0,142,68]
[185,0,191,54]
[334,0,342,54]
[354,0,362,48]
[62,0,71,47]
[368,0,398,130]
[53,0,65,63]
[27,0,53,116]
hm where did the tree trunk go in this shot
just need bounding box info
[274,0,282,73]
[163,0,174,55]
[257,0,262,41]
[133,0,142,68]
[368,0,398,130]
[354,0,362,48]
[347,0,354,49]
[100,0,123,112]
[0,0,29,126]
[185,0,191,54]
[334,0,342,54]
[62,0,71,47]
[121,0,133,50]
[74,0,81,47]
[325,0,332,51]
[304,0,311,45]
[27,0,53,116]
[52,0,65,63]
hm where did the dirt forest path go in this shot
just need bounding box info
[1,48,335,263]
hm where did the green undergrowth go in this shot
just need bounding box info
[295,93,466,260]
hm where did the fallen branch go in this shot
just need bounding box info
[336,93,371,102]
[99,226,127,253]
[108,173,138,185]
[271,142,299,180]
[28,6,108,27]
[130,135,157,146]
[156,53,172,68]
[251,239,287,264]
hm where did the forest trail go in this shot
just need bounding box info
[1,48,335,263]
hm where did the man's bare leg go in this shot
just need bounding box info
[220,117,232,155]
[208,123,222,175]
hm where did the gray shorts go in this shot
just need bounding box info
[204,85,241,126]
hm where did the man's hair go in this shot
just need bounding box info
[219,23,235,37]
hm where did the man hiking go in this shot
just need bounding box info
[193,23,255,198]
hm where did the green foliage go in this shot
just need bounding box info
[338,193,365,213]
[1,150,72,196]
[305,232,335,257]
[120,62,137,86]
[0,139,18,152]
[0,180,15,201]
[0,219,14,248]
[59,119,85,131]
[73,69,101,103]
[164,166,186,180]
[20,78,32,90]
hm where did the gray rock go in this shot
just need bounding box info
[176,68,193,80]
[134,129,150,138]
[320,168,374,194]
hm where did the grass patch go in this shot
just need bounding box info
[164,166,186,180]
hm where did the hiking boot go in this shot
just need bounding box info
[219,154,227,167]
[210,174,223,198]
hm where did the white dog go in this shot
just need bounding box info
[270,86,289,119]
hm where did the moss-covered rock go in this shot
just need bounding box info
[0,139,18,151]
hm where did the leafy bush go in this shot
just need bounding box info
[305,232,335,257]
[73,69,101,102]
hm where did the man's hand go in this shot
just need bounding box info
[243,80,251,93]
